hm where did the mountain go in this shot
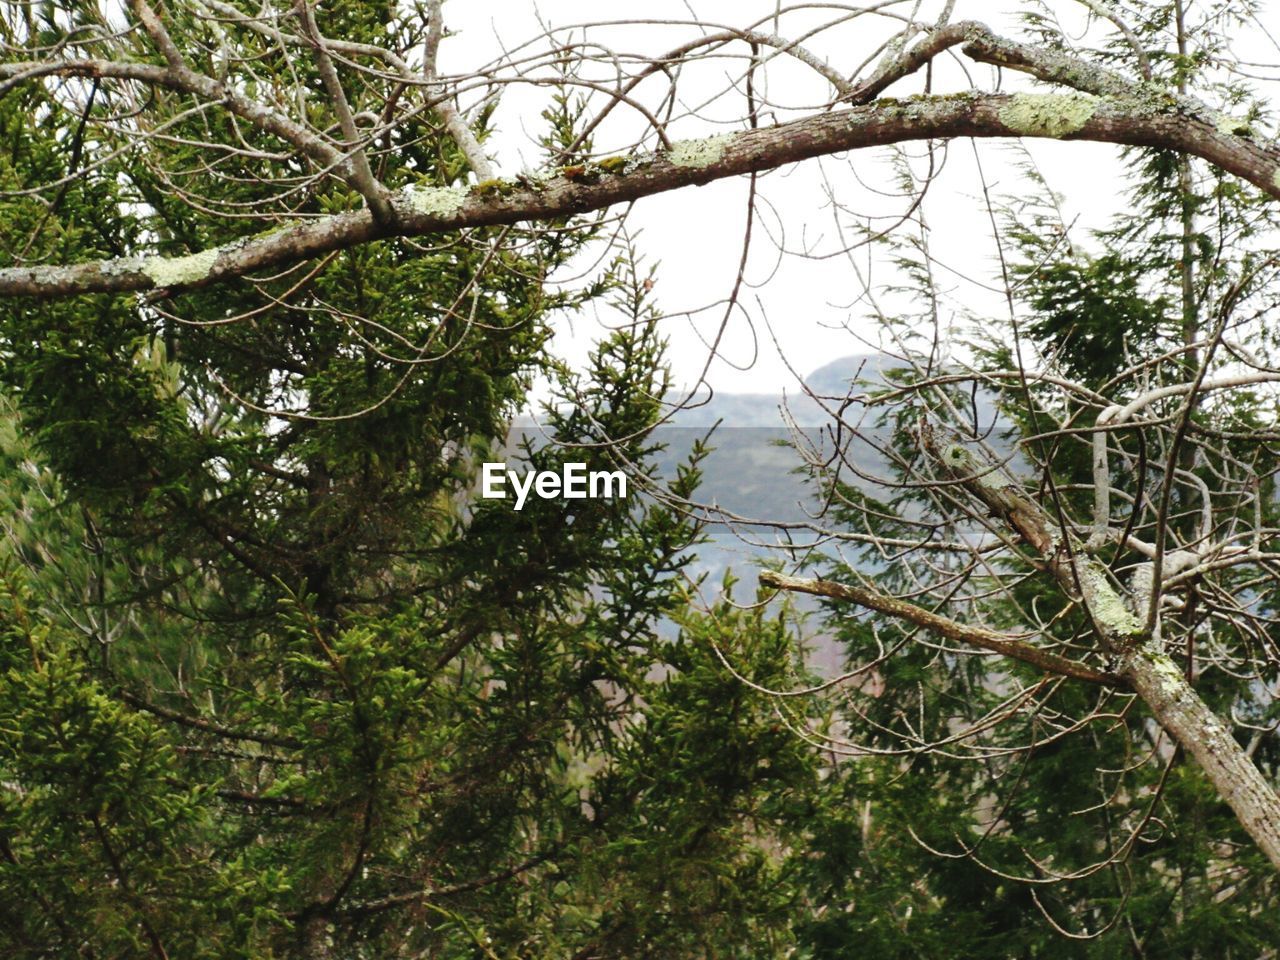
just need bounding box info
[665,353,886,428]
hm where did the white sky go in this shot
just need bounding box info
[437,1,1268,399]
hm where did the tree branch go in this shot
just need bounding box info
[0,52,366,200]
[423,0,494,180]
[3,89,1278,300]
[291,0,393,222]
[1075,0,1152,79]
[922,428,1280,870]
[332,850,554,919]
[847,21,973,103]
[759,570,1126,686]
[129,0,187,73]
[117,689,304,750]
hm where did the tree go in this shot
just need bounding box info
[0,3,825,955]
[764,97,1280,944]
[1,0,1279,954]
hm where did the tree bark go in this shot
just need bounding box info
[297,914,334,959]
[1125,645,1280,868]
[1,91,1277,299]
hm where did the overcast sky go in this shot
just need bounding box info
[436,1,1264,400]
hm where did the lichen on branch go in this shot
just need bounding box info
[140,248,223,287]
[998,92,1097,137]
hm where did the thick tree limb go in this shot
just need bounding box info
[758,569,1126,686]
[2,90,1278,300]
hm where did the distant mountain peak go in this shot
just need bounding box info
[802,353,887,397]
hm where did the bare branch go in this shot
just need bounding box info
[922,426,1280,869]
[423,0,495,180]
[1074,0,1152,79]
[291,0,393,222]
[759,569,1127,686]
